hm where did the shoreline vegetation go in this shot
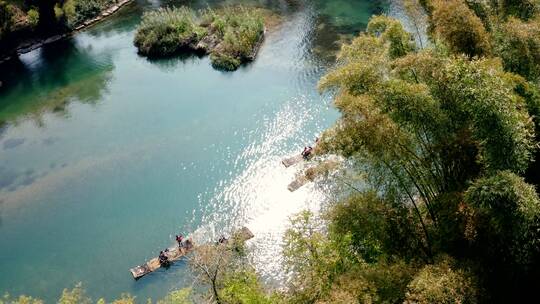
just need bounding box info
[0,0,133,65]
[133,6,265,71]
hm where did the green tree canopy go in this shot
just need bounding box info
[464,171,540,268]
[404,257,478,304]
[430,0,491,57]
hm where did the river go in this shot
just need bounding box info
[0,0,391,301]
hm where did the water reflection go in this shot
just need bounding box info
[145,53,206,72]
[0,39,114,124]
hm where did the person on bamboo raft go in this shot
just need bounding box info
[302,146,313,159]
[218,235,227,244]
[158,251,169,266]
[175,234,183,247]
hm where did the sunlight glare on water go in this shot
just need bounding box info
[195,94,332,282]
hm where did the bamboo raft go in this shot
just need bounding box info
[282,154,304,168]
[231,226,255,242]
[287,175,309,192]
[287,159,339,192]
[130,242,193,279]
[130,227,254,280]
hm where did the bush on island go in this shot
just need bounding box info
[134,6,264,70]
[210,52,241,71]
[134,7,206,57]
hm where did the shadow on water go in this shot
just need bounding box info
[144,52,207,72]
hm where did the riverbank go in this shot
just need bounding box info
[0,0,133,65]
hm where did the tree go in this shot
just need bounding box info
[157,289,193,304]
[318,16,536,261]
[404,0,429,49]
[25,0,62,31]
[0,0,14,40]
[495,17,540,81]
[366,15,416,59]
[189,244,232,304]
[498,0,538,20]
[282,210,341,303]
[57,283,91,304]
[189,230,257,304]
[327,191,425,263]
[430,0,491,57]
[464,171,540,268]
[316,13,540,301]
[0,295,43,304]
[220,270,272,304]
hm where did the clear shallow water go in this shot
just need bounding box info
[0,0,387,301]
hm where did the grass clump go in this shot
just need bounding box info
[134,7,206,57]
[210,52,241,70]
[134,6,265,70]
[203,6,264,70]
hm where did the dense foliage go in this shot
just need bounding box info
[0,0,15,39]
[276,0,540,303]
[62,0,115,29]
[0,0,119,55]
[133,6,264,71]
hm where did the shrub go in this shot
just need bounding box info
[54,3,64,21]
[405,257,478,304]
[210,52,241,70]
[27,8,39,28]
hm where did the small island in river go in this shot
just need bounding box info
[133,6,265,71]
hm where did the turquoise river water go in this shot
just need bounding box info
[0,0,399,301]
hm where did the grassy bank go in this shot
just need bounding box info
[133,6,265,71]
[0,0,131,62]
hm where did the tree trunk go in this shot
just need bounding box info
[211,278,222,304]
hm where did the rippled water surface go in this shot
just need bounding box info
[0,0,389,301]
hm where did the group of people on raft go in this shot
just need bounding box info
[157,234,193,267]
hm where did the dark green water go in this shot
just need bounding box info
[0,0,389,301]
